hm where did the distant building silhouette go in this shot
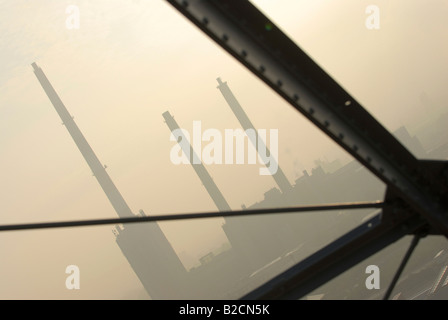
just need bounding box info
[114,210,188,299]
[393,126,426,158]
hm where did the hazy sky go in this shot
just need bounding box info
[0,0,447,299]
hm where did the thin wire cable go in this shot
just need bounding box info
[0,201,383,232]
[383,234,421,300]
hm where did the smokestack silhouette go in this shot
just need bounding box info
[163,110,231,212]
[216,77,292,193]
[33,62,188,299]
[32,62,134,218]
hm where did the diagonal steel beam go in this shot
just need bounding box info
[165,0,448,237]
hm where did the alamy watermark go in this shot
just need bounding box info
[63,4,381,31]
[65,265,80,290]
[66,5,80,30]
[365,265,380,290]
[365,5,380,30]
[169,121,279,176]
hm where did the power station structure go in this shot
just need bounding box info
[162,109,291,271]
[32,62,189,299]
[29,0,448,299]
[31,55,448,300]
[31,59,340,299]
[32,59,448,299]
[32,61,292,299]
[162,79,304,269]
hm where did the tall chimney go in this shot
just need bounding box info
[32,62,134,218]
[163,111,231,212]
[216,77,292,193]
